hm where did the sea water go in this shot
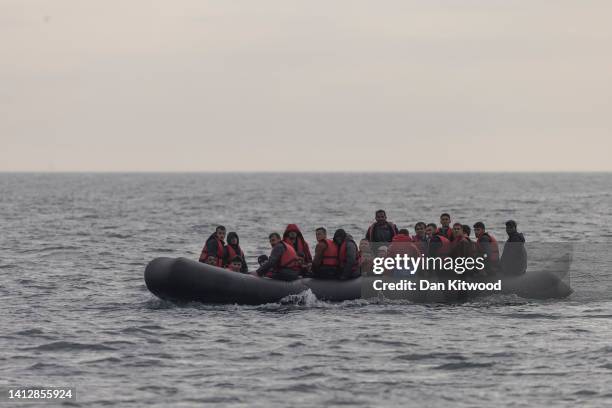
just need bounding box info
[1,173,611,407]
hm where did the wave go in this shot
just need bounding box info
[28,341,117,352]
[434,361,495,370]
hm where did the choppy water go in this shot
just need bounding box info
[1,173,612,407]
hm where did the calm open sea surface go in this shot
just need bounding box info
[1,173,612,407]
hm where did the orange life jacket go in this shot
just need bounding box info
[476,232,500,262]
[339,239,359,272]
[437,226,454,241]
[388,234,421,257]
[276,242,300,272]
[283,237,312,263]
[199,237,224,267]
[320,239,339,267]
[225,244,244,265]
[429,235,451,257]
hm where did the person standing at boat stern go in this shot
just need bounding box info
[500,220,527,276]
[334,229,360,280]
[223,232,248,273]
[199,225,226,267]
[473,222,500,276]
[256,232,301,281]
[365,209,398,252]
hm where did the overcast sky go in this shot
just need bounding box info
[1,0,611,171]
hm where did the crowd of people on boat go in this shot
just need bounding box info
[198,209,527,282]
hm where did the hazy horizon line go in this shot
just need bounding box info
[1,170,611,174]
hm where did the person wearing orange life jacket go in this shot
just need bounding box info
[425,223,451,258]
[438,213,455,241]
[312,227,339,279]
[388,229,421,257]
[411,222,428,255]
[473,221,500,276]
[462,224,472,241]
[283,224,313,265]
[388,229,422,277]
[365,210,398,247]
[450,222,476,259]
[334,229,360,280]
[223,232,248,273]
[199,225,226,267]
[256,232,301,281]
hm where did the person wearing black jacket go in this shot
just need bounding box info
[501,220,527,276]
[365,209,398,244]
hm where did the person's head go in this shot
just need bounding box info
[440,213,451,227]
[229,256,242,272]
[426,223,437,237]
[268,232,281,247]
[399,228,409,236]
[414,222,426,237]
[473,222,486,237]
[215,225,226,241]
[205,256,217,265]
[505,220,517,235]
[257,254,268,266]
[315,227,327,241]
[333,229,347,246]
[227,231,239,246]
[462,224,471,237]
[377,246,388,257]
[358,239,372,253]
[375,209,387,224]
[452,222,463,238]
[284,224,301,241]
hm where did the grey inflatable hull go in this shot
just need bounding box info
[144,257,572,305]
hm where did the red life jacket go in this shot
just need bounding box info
[283,237,312,263]
[366,221,397,242]
[476,232,500,262]
[225,244,244,265]
[439,235,451,254]
[275,242,300,272]
[430,235,451,256]
[320,239,339,267]
[437,226,454,241]
[199,237,224,267]
[388,234,420,257]
[339,239,360,272]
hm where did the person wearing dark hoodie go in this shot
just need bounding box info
[283,224,313,265]
[334,229,360,280]
[223,232,248,273]
[256,232,301,281]
[501,220,527,276]
[199,225,226,267]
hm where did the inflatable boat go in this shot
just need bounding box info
[144,257,573,305]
